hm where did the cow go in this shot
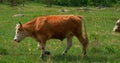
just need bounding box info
[113,19,120,32]
[14,15,88,58]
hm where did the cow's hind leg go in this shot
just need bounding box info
[75,33,88,57]
[62,35,73,55]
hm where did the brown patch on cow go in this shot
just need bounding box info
[14,15,88,58]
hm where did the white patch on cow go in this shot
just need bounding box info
[14,24,29,42]
[116,19,120,24]
[113,19,120,32]
[113,25,118,31]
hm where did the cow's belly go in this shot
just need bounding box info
[45,26,75,40]
[51,34,65,41]
[50,31,73,41]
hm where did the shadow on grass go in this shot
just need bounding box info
[2,52,116,62]
[52,54,110,62]
[52,54,81,61]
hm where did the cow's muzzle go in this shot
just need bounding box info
[14,39,20,43]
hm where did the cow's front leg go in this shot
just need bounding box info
[62,36,73,55]
[37,42,46,58]
[38,41,50,59]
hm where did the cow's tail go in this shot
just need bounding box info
[78,16,89,43]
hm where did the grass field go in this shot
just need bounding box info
[0,3,120,63]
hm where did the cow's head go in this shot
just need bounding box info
[113,19,120,32]
[14,22,28,42]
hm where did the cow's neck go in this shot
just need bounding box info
[23,20,37,38]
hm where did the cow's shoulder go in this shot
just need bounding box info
[34,16,49,31]
[35,16,47,23]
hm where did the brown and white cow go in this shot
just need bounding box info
[14,15,88,58]
[113,19,120,32]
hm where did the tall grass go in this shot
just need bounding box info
[0,3,120,63]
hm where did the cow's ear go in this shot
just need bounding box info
[18,22,22,27]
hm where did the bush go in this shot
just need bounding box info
[0,0,119,7]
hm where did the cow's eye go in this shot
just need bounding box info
[18,28,23,31]
[18,28,21,31]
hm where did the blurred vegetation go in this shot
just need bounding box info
[0,0,120,7]
[0,2,120,63]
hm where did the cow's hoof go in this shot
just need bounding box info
[62,53,65,55]
[81,54,87,58]
[62,52,66,56]
[45,51,50,55]
[40,55,44,59]
[62,51,67,56]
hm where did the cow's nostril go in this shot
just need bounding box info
[14,39,16,41]
[14,39,20,42]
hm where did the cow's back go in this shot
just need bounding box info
[46,15,82,30]
[36,15,83,40]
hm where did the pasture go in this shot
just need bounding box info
[0,3,120,63]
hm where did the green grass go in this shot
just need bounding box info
[0,3,120,63]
